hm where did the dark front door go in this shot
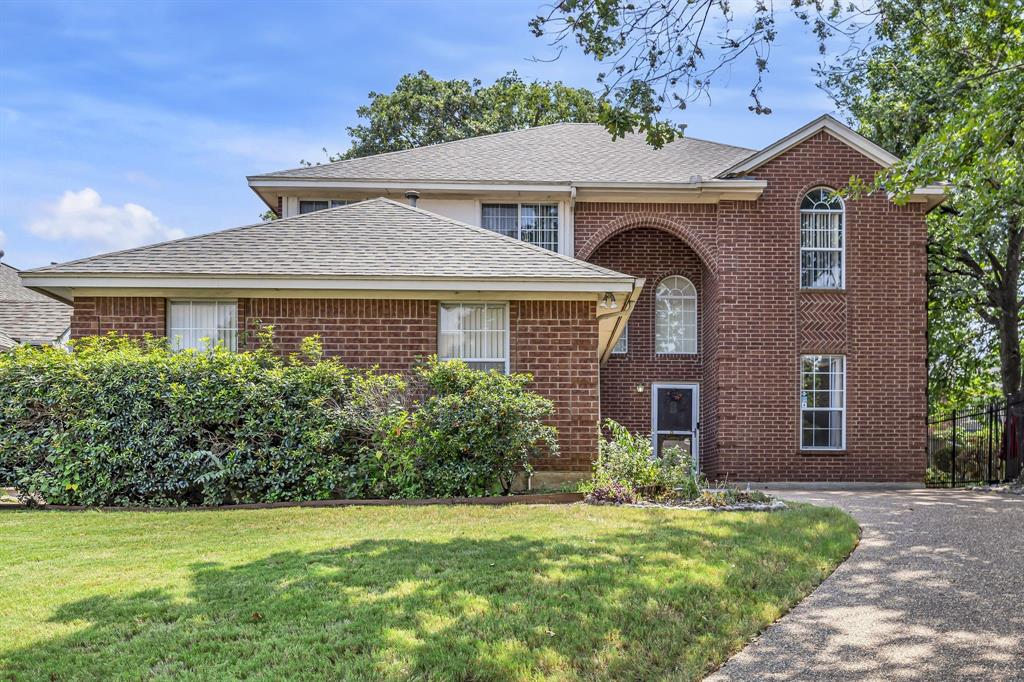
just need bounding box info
[652,383,699,472]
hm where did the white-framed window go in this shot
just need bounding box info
[655,275,697,354]
[299,199,350,214]
[168,300,238,352]
[800,355,846,450]
[612,324,628,354]
[800,187,845,289]
[438,302,509,373]
[481,203,559,251]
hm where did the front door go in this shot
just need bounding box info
[652,383,699,474]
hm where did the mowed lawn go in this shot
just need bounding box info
[0,503,857,681]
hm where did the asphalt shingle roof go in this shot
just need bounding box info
[252,123,755,184]
[0,263,71,344]
[26,198,631,282]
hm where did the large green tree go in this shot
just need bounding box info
[317,70,599,162]
[823,0,1023,412]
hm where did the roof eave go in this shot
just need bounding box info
[718,114,900,177]
[21,274,637,297]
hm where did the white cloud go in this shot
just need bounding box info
[28,188,185,249]
[0,229,6,250]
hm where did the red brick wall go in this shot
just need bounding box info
[576,131,928,482]
[70,296,165,339]
[69,295,600,471]
[239,298,436,373]
[511,300,600,471]
[588,228,712,452]
[714,130,927,482]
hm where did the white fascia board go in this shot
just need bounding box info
[21,275,636,295]
[572,179,766,190]
[892,184,947,211]
[721,115,900,176]
[247,178,573,194]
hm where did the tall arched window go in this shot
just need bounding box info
[655,276,697,354]
[800,187,845,288]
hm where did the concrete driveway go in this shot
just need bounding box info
[707,489,1024,681]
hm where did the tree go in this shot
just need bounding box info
[314,70,599,162]
[529,0,852,147]
[823,0,1023,412]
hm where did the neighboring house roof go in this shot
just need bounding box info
[0,327,15,351]
[250,123,755,185]
[23,198,634,290]
[0,262,71,345]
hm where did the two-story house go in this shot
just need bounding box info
[22,115,944,484]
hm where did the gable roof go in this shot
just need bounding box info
[23,198,633,289]
[720,114,900,176]
[250,123,755,185]
[0,262,71,344]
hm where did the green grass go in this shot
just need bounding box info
[0,503,857,681]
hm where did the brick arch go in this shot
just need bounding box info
[577,213,718,274]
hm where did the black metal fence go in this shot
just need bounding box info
[927,399,1023,487]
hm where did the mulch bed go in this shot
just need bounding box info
[0,492,585,512]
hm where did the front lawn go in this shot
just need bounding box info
[0,503,857,681]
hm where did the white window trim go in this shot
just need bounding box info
[654,275,698,355]
[480,202,560,252]
[651,382,700,476]
[297,198,351,214]
[799,354,847,451]
[799,188,846,290]
[437,301,511,374]
[166,299,239,352]
[611,323,628,354]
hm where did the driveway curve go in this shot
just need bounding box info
[707,489,1024,681]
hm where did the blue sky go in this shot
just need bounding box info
[0,0,836,269]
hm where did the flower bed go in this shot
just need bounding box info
[580,420,782,511]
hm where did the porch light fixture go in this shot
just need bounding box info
[599,292,618,310]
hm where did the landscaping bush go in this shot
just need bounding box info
[580,419,698,502]
[385,359,559,496]
[0,334,556,505]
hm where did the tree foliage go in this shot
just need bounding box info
[530,0,857,146]
[824,0,1024,407]
[313,70,600,162]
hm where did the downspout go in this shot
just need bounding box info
[567,185,577,257]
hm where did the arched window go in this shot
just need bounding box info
[655,276,697,354]
[800,187,845,289]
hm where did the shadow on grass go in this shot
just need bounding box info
[3,507,856,681]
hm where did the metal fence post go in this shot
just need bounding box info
[987,402,995,484]
[950,409,957,487]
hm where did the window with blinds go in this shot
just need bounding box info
[437,302,508,373]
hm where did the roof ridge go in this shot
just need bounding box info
[373,197,628,279]
[252,125,570,178]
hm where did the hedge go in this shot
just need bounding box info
[0,333,558,506]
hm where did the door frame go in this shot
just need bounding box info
[651,382,700,475]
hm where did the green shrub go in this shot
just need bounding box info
[0,335,556,505]
[580,420,701,501]
[925,466,951,487]
[385,359,559,496]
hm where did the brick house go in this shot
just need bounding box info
[22,115,944,484]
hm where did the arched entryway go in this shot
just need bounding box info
[586,222,721,475]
